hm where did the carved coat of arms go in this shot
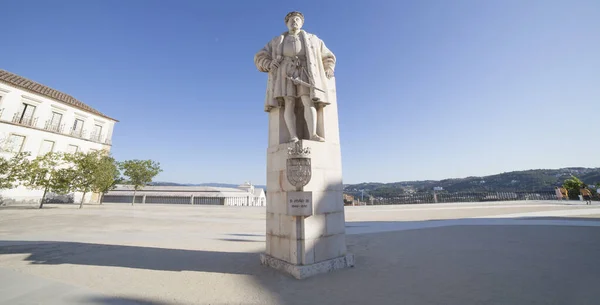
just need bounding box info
[286,142,312,189]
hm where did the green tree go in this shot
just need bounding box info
[92,154,121,204]
[1,137,30,191]
[563,175,584,200]
[23,152,72,209]
[0,151,30,190]
[120,159,162,205]
[66,150,105,208]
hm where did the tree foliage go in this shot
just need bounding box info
[65,151,122,208]
[66,151,98,208]
[1,137,163,208]
[563,175,584,199]
[22,152,73,209]
[120,159,162,205]
[0,152,30,190]
[92,154,121,201]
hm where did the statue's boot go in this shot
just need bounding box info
[310,135,325,142]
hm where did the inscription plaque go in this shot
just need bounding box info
[287,191,313,216]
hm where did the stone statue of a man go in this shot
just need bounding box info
[254,11,336,143]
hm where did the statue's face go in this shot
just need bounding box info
[286,15,303,31]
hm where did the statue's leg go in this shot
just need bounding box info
[284,97,299,142]
[300,95,324,142]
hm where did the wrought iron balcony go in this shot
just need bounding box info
[44,121,64,133]
[90,132,103,143]
[70,128,86,138]
[12,113,38,127]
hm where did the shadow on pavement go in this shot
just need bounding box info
[84,296,171,305]
[217,238,263,242]
[251,224,600,305]
[0,241,261,275]
[2,218,600,304]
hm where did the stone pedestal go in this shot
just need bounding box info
[262,84,354,279]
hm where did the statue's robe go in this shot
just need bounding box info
[254,30,336,112]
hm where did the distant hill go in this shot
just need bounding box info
[149,182,266,190]
[344,167,600,198]
[147,167,599,198]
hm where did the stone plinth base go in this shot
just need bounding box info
[260,253,355,279]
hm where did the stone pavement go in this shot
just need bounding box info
[1,200,599,304]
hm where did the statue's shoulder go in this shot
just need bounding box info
[302,31,316,38]
[302,31,322,43]
[269,33,286,44]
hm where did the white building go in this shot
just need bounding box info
[0,69,118,204]
[237,182,267,206]
[102,184,266,207]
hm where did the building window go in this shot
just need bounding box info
[39,140,55,155]
[47,112,63,132]
[72,118,84,137]
[67,144,79,154]
[15,103,36,125]
[91,124,103,142]
[5,135,26,153]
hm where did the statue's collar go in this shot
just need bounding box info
[283,30,305,37]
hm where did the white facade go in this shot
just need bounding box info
[236,182,267,206]
[0,70,117,205]
[254,188,266,206]
[223,187,266,207]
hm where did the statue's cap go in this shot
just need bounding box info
[285,11,304,24]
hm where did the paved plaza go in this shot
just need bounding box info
[1,201,600,304]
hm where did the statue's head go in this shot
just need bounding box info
[285,11,304,31]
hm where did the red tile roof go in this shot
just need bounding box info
[0,69,117,122]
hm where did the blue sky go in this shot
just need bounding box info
[1,0,599,184]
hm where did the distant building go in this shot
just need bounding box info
[102,183,266,206]
[236,182,267,206]
[0,69,118,204]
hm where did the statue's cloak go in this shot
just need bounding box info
[254,30,336,112]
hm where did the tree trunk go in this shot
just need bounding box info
[39,187,48,209]
[79,191,86,209]
[132,189,136,206]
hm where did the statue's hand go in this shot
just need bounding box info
[325,68,334,79]
[269,60,280,72]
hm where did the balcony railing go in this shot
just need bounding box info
[90,132,103,143]
[44,121,64,133]
[12,113,38,127]
[70,128,86,138]
[5,111,111,144]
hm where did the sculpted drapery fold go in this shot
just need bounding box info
[254,30,336,112]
